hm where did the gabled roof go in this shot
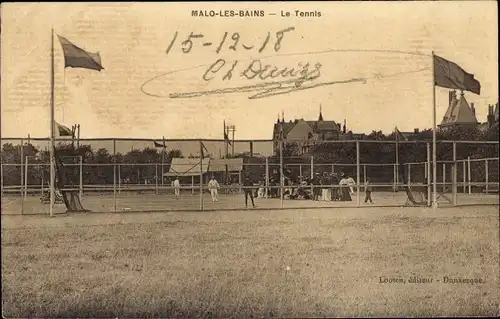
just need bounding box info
[273,122,296,138]
[441,93,478,125]
[164,158,210,177]
[307,120,339,132]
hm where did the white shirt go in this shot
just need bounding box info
[208,179,220,190]
[346,177,355,186]
[173,179,180,188]
[339,178,349,186]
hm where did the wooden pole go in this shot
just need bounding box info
[49,29,55,217]
[356,141,360,207]
[265,156,269,198]
[442,163,446,193]
[155,163,158,195]
[408,163,411,187]
[118,164,121,194]
[79,156,83,200]
[20,139,24,215]
[427,142,431,206]
[199,140,204,210]
[24,156,28,199]
[280,126,284,208]
[431,51,437,209]
[485,159,489,193]
[452,142,457,206]
[462,160,466,194]
[467,156,471,194]
[113,139,117,212]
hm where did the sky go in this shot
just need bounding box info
[1,2,498,141]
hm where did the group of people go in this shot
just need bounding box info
[170,175,257,208]
[169,172,374,206]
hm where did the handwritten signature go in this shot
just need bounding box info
[141,48,430,100]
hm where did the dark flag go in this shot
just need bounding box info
[55,122,74,137]
[153,140,166,148]
[224,131,232,146]
[57,35,104,71]
[434,55,480,95]
[394,127,408,142]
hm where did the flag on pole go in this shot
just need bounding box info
[55,122,74,137]
[200,141,209,159]
[433,55,481,95]
[223,120,232,146]
[394,126,408,142]
[57,35,104,71]
[153,140,167,149]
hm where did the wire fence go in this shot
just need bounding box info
[1,138,499,214]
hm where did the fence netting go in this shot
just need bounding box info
[1,138,498,214]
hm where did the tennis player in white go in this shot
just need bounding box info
[208,175,220,202]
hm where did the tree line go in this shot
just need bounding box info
[1,125,498,187]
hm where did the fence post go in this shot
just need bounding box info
[0,160,3,198]
[356,141,360,207]
[452,142,457,206]
[79,156,83,200]
[363,164,367,184]
[407,163,411,187]
[310,156,314,178]
[191,176,194,195]
[393,164,396,192]
[118,164,122,194]
[331,164,334,174]
[467,157,471,194]
[24,156,28,199]
[155,163,158,195]
[113,139,117,212]
[265,156,269,198]
[20,138,24,215]
[426,142,431,207]
[442,163,446,193]
[462,160,466,193]
[485,159,489,194]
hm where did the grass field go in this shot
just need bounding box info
[2,205,499,317]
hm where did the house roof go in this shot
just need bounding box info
[273,118,340,139]
[164,158,210,177]
[208,158,243,172]
[307,120,339,132]
[440,93,478,126]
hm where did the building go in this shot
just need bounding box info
[478,103,499,132]
[439,90,479,130]
[272,107,347,154]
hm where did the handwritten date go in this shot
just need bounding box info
[166,27,295,55]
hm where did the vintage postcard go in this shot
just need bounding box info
[1,1,498,317]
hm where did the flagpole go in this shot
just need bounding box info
[395,127,399,190]
[199,140,203,210]
[279,123,284,208]
[49,28,55,217]
[432,51,437,209]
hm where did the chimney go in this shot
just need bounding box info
[487,105,494,128]
[414,128,419,134]
[343,119,346,134]
[471,103,475,116]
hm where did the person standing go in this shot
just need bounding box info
[346,175,356,195]
[364,178,374,204]
[208,175,220,202]
[243,175,256,208]
[173,176,181,199]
